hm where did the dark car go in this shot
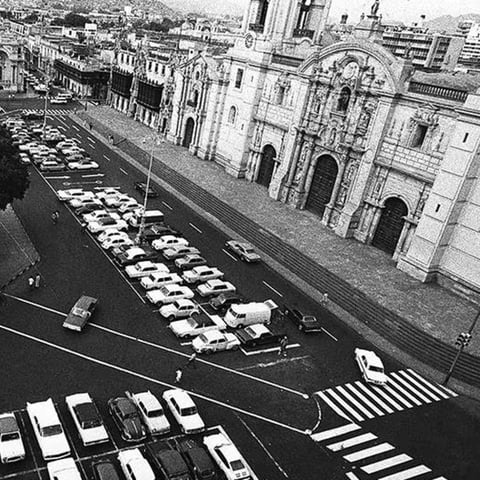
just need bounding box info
[92,460,122,480]
[141,223,181,241]
[134,181,159,198]
[21,110,43,120]
[236,324,285,348]
[75,202,104,216]
[283,306,322,333]
[147,441,191,480]
[179,439,217,480]
[209,292,245,313]
[174,254,207,270]
[63,295,98,332]
[107,396,146,442]
[112,246,161,267]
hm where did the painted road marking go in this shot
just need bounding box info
[4,294,67,316]
[72,124,80,131]
[325,389,365,422]
[378,465,431,480]
[327,432,377,452]
[162,201,173,210]
[103,155,111,162]
[406,369,454,399]
[0,325,307,435]
[262,281,283,297]
[336,386,375,419]
[87,136,96,143]
[390,372,432,404]
[240,343,300,356]
[344,443,394,462]
[354,381,394,414]
[222,248,238,261]
[345,383,384,417]
[321,327,338,341]
[362,454,412,474]
[310,423,361,442]
[382,383,413,409]
[120,168,128,176]
[189,222,202,234]
[88,143,95,149]
[44,175,70,180]
[82,173,104,178]
[17,412,42,480]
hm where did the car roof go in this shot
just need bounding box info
[165,389,195,408]
[93,461,120,480]
[205,279,225,287]
[245,324,269,335]
[116,397,136,414]
[0,414,19,434]
[135,392,161,410]
[202,330,225,341]
[74,402,99,422]
[75,296,97,309]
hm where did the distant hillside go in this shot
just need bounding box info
[162,0,244,17]
[425,14,480,33]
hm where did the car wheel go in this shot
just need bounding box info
[237,324,244,329]
[251,342,257,348]
[167,315,175,322]
[232,345,239,351]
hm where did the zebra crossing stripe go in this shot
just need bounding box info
[406,369,455,399]
[362,453,412,474]
[344,442,394,462]
[371,384,404,411]
[317,392,355,421]
[327,432,377,452]
[386,377,423,406]
[354,381,395,414]
[378,464,431,480]
[310,423,360,442]
[398,370,441,401]
[327,389,365,422]
[346,383,385,416]
[390,372,432,404]
[381,383,414,408]
[337,385,375,419]
[345,473,361,480]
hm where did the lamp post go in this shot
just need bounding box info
[41,67,50,141]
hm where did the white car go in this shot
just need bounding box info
[140,272,182,290]
[83,210,120,223]
[68,160,100,170]
[19,141,37,152]
[118,448,155,480]
[125,261,169,279]
[0,413,25,463]
[26,398,71,460]
[162,389,205,434]
[88,218,128,233]
[95,187,121,201]
[69,195,98,209]
[19,152,31,164]
[146,284,195,305]
[192,330,240,354]
[196,279,236,297]
[50,97,68,104]
[126,391,170,435]
[169,313,226,338]
[97,229,129,243]
[152,235,189,251]
[61,146,84,156]
[56,140,79,150]
[354,348,388,385]
[182,266,224,284]
[57,189,93,202]
[65,393,109,446]
[163,245,201,260]
[104,194,134,208]
[47,458,82,480]
[159,299,200,321]
[118,200,142,213]
[203,433,251,480]
[101,236,134,250]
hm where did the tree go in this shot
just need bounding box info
[0,127,30,210]
[23,13,39,23]
[63,12,90,27]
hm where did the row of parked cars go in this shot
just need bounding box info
[1,389,254,480]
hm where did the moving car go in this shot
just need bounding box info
[126,391,170,435]
[283,306,322,333]
[236,324,285,348]
[170,313,227,339]
[152,235,189,251]
[47,458,82,480]
[175,254,207,270]
[88,217,128,233]
[140,272,182,290]
[163,246,200,261]
[225,240,261,263]
[118,449,155,480]
[65,393,108,446]
[92,460,122,480]
[146,284,195,305]
[0,413,25,463]
[354,348,388,385]
[162,390,205,434]
[196,279,236,298]
[209,292,245,313]
[182,266,224,284]
[26,398,71,460]
[178,439,217,480]
[107,396,147,442]
[203,433,251,480]
[63,296,98,332]
[159,299,199,321]
[19,153,31,165]
[146,441,191,480]
[125,260,169,279]
[134,181,158,198]
[192,330,240,354]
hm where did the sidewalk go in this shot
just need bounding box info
[78,106,480,388]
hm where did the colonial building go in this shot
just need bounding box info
[0,32,25,92]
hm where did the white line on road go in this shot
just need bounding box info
[3,294,66,316]
[321,327,338,342]
[103,155,111,162]
[17,413,42,480]
[72,124,80,131]
[87,137,96,143]
[56,117,68,127]
[0,324,307,435]
[262,281,283,297]
[44,175,70,180]
[162,201,173,210]
[88,143,95,149]
[58,125,66,131]
[240,344,300,356]
[82,174,104,178]
[189,222,202,234]
[119,168,128,176]
[222,248,238,261]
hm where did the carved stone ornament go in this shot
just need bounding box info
[412,104,439,127]
[274,73,291,94]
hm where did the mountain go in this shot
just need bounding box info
[424,14,480,33]
[162,0,244,17]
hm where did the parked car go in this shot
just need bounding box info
[113,247,161,267]
[19,153,31,165]
[192,330,240,354]
[146,284,194,305]
[283,306,322,333]
[47,458,82,480]
[196,280,236,298]
[104,194,134,208]
[175,254,207,270]
[125,260,169,279]
[126,391,170,435]
[97,229,129,243]
[236,324,286,349]
[83,210,120,223]
[182,266,224,284]
[152,235,189,251]
[209,292,246,313]
[95,187,121,201]
[140,272,182,290]
[63,295,98,332]
[101,235,134,251]
[134,181,158,198]
[57,188,94,202]
[163,246,201,261]
[75,202,103,216]
[88,218,128,234]
[225,240,261,263]
[68,160,100,170]
[0,413,25,463]
[169,313,227,339]
[354,348,388,385]
[118,449,155,480]
[159,299,200,321]
[107,396,147,442]
[26,398,71,460]
[141,223,180,241]
[92,460,122,480]
[40,160,65,171]
[146,441,191,480]
[65,393,108,446]
[162,389,205,434]
[178,439,217,480]
[70,195,101,209]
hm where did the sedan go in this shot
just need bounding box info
[283,306,322,333]
[19,153,31,165]
[163,246,200,261]
[209,292,246,313]
[75,202,104,216]
[70,196,99,209]
[96,188,121,201]
[63,295,98,332]
[68,160,100,170]
[162,389,204,434]
[104,194,134,208]
[126,391,170,436]
[57,189,94,202]
[118,200,142,214]
[182,266,223,284]
[113,247,161,267]
[88,218,128,233]
[196,280,236,298]
[140,272,182,290]
[354,348,388,385]
[134,181,158,198]
[47,458,82,480]
[146,285,194,305]
[98,229,129,243]
[236,324,285,348]
[92,461,122,480]
[101,236,134,251]
[192,330,240,354]
[175,254,207,270]
[152,235,189,251]
[39,160,65,171]
[125,261,169,279]
[225,240,261,263]
[107,396,147,442]
[139,224,180,241]
[83,210,120,223]
[0,413,25,463]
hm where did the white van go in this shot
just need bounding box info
[224,300,278,328]
[128,210,164,227]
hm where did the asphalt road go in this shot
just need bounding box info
[1,100,480,480]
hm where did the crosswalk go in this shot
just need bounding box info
[311,423,447,480]
[22,108,74,117]
[315,369,457,423]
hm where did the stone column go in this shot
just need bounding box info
[366,204,383,245]
[297,142,316,208]
[252,151,263,182]
[323,160,346,225]
[393,217,417,262]
[285,135,303,188]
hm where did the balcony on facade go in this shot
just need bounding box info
[292,28,314,39]
[408,81,468,102]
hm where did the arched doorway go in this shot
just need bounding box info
[183,117,195,148]
[372,197,408,255]
[305,155,338,217]
[256,145,276,187]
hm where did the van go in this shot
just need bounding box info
[58,92,73,100]
[128,210,164,227]
[224,300,278,328]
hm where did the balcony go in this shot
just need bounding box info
[186,99,197,108]
[249,23,265,34]
[293,28,314,39]
[408,81,468,102]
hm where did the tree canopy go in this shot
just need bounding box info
[51,12,91,27]
[0,127,30,210]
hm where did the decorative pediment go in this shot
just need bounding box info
[274,73,291,93]
[411,103,439,127]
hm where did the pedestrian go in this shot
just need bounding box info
[279,336,288,357]
[28,276,35,290]
[109,134,114,144]
[321,293,329,306]
[51,211,58,224]
[175,368,183,384]
[54,210,60,222]
[186,353,197,369]
[34,274,41,289]
[88,122,92,130]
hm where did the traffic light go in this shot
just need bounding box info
[455,332,472,348]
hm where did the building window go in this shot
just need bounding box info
[276,85,286,105]
[257,0,269,26]
[235,68,244,89]
[162,65,166,75]
[155,63,158,73]
[296,0,312,29]
[228,106,237,125]
[411,124,428,148]
[336,86,351,112]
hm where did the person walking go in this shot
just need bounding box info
[28,276,35,290]
[186,353,197,369]
[321,293,329,307]
[34,274,41,289]
[279,336,288,357]
[51,211,58,224]
[175,368,183,384]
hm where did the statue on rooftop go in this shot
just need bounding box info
[371,0,380,16]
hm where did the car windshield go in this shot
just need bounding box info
[303,316,318,324]
[146,408,163,418]
[181,406,197,416]
[231,460,246,471]
[244,326,255,335]
[186,318,197,327]
[1,432,20,441]
[41,424,63,437]
[244,248,255,254]
[198,334,208,343]
[71,307,88,318]
[369,366,384,374]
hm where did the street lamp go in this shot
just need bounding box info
[41,77,50,141]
